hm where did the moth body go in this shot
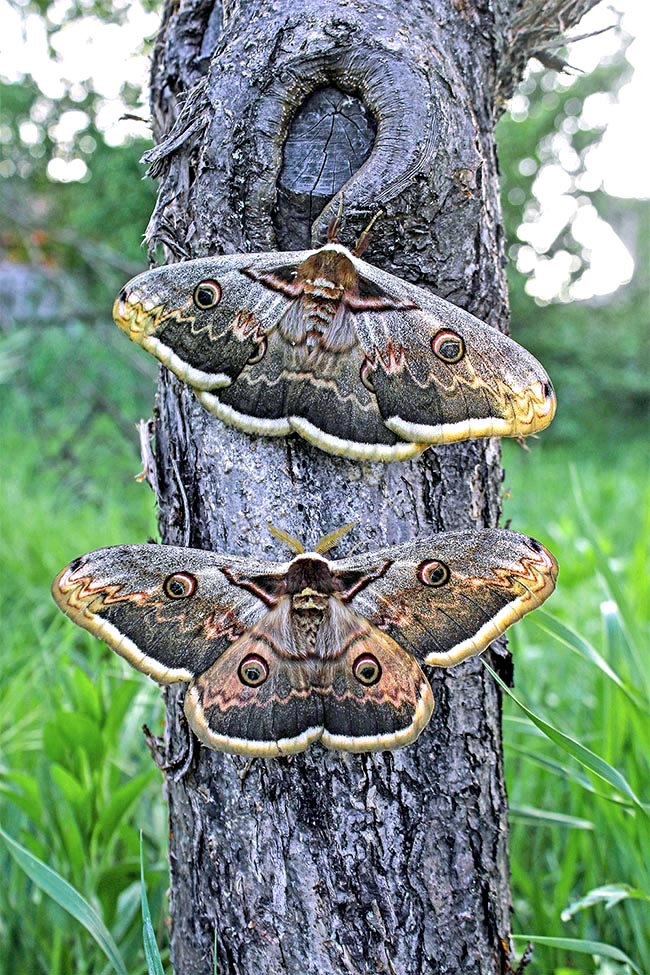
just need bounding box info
[113,243,556,460]
[52,530,558,757]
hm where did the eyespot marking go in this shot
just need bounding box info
[432,330,465,363]
[238,654,269,687]
[417,560,450,587]
[353,653,382,686]
[164,572,197,599]
[193,280,222,310]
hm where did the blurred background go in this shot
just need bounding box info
[1,1,647,973]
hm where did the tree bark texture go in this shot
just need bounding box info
[142,2,597,972]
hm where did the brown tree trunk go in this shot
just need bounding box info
[142,2,597,972]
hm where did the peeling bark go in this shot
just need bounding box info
[141,1,596,972]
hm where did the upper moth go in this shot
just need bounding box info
[113,241,556,461]
[52,527,558,757]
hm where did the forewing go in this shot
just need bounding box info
[333,530,558,667]
[349,253,556,442]
[113,250,315,392]
[184,602,324,756]
[51,544,288,683]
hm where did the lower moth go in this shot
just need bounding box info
[52,528,557,757]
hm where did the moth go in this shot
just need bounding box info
[52,527,558,757]
[113,241,556,461]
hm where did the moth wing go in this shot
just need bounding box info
[184,601,324,757]
[319,606,434,753]
[52,545,289,683]
[333,529,558,667]
[348,253,556,443]
[211,328,413,453]
[196,251,410,452]
[114,249,316,393]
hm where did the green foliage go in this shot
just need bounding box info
[0,72,154,315]
[141,835,167,975]
[0,828,128,975]
[502,437,649,974]
[0,323,166,973]
[496,50,650,441]
[1,5,647,974]
[511,935,641,975]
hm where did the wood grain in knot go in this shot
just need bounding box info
[275,86,376,249]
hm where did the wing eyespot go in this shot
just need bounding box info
[238,654,269,687]
[418,560,450,587]
[359,358,376,392]
[164,572,197,599]
[247,336,267,365]
[432,330,465,363]
[353,653,382,686]
[193,280,222,310]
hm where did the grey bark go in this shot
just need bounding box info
[141,1,597,972]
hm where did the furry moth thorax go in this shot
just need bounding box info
[52,529,558,758]
[113,242,556,461]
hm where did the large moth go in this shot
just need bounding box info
[52,528,558,757]
[113,243,556,461]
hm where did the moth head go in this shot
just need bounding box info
[286,560,335,596]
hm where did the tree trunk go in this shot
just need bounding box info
[142,2,597,972]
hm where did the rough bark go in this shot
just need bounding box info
[141,2,597,972]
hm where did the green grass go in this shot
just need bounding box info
[0,326,167,975]
[501,436,649,975]
[1,324,648,974]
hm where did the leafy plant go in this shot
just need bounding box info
[502,440,649,974]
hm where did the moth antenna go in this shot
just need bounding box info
[338,538,365,558]
[314,522,356,555]
[354,209,384,256]
[327,192,345,243]
[267,523,305,555]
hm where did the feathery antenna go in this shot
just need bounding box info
[266,523,305,554]
[327,192,345,243]
[314,523,356,555]
[354,209,384,256]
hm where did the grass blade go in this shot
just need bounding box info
[505,743,636,807]
[562,883,650,921]
[600,595,650,700]
[509,805,594,829]
[485,663,648,814]
[140,833,166,975]
[0,826,127,975]
[511,933,641,973]
[534,611,643,707]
